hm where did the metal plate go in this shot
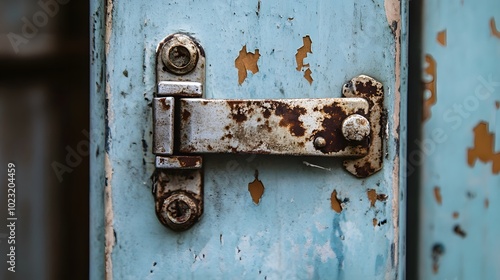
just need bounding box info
[179,97,370,157]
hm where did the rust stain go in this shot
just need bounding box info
[467,122,500,174]
[453,224,467,238]
[423,54,437,121]
[304,68,313,84]
[485,198,489,209]
[295,35,313,84]
[248,170,264,205]
[495,101,500,109]
[436,30,447,46]
[274,102,306,136]
[373,218,378,227]
[330,190,342,213]
[367,189,387,207]
[433,187,442,205]
[182,109,191,121]
[235,45,261,85]
[452,212,459,219]
[490,17,500,39]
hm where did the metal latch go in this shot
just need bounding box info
[152,34,385,231]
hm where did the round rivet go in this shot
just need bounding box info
[313,137,327,149]
[342,114,371,141]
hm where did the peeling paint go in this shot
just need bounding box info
[452,212,459,219]
[432,243,445,274]
[467,122,500,174]
[423,54,437,121]
[235,45,260,85]
[373,218,378,227]
[367,189,388,207]
[496,101,500,109]
[437,30,447,46]
[104,0,114,56]
[490,17,500,39]
[330,190,342,213]
[104,154,115,280]
[248,170,264,204]
[433,186,442,205]
[295,35,313,84]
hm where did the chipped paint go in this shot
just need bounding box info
[485,198,489,209]
[235,45,260,85]
[496,101,500,109]
[104,154,115,280]
[104,0,114,55]
[432,243,445,274]
[452,212,459,219]
[437,30,447,46]
[433,186,442,205]
[490,17,500,39]
[467,122,500,174]
[367,189,388,207]
[373,218,378,227]
[330,190,342,213]
[295,35,313,84]
[423,54,437,121]
[453,224,467,238]
[248,170,264,204]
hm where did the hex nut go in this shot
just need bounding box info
[342,114,371,141]
[161,34,199,75]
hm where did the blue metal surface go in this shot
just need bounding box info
[420,0,500,279]
[91,0,408,279]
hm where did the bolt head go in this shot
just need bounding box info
[160,192,199,229]
[161,34,199,75]
[313,137,327,149]
[342,114,371,141]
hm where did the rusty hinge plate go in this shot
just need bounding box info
[151,33,385,231]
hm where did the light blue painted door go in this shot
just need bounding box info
[90,1,407,279]
[419,0,500,279]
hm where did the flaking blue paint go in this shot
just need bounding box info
[91,0,408,279]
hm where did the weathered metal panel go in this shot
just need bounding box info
[419,0,500,279]
[179,98,370,156]
[91,0,407,279]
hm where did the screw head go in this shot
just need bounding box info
[160,192,199,229]
[342,114,371,141]
[313,137,327,149]
[161,34,199,75]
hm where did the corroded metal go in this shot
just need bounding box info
[179,98,370,157]
[153,169,203,231]
[153,34,205,231]
[342,75,385,178]
[342,114,371,142]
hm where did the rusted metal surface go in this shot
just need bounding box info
[342,75,385,178]
[157,81,203,97]
[342,114,371,142]
[156,155,203,169]
[152,97,174,155]
[179,97,370,157]
[153,169,203,231]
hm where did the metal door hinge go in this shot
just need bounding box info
[152,33,385,231]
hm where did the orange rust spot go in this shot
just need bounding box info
[485,198,489,209]
[495,101,500,109]
[423,54,437,121]
[248,170,264,204]
[304,68,313,84]
[467,122,500,174]
[452,212,459,219]
[235,45,261,85]
[436,30,447,46]
[367,189,387,207]
[372,218,378,227]
[330,190,342,213]
[433,187,442,205]
[490,17,500,39]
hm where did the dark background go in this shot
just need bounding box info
[0,0,421,279]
